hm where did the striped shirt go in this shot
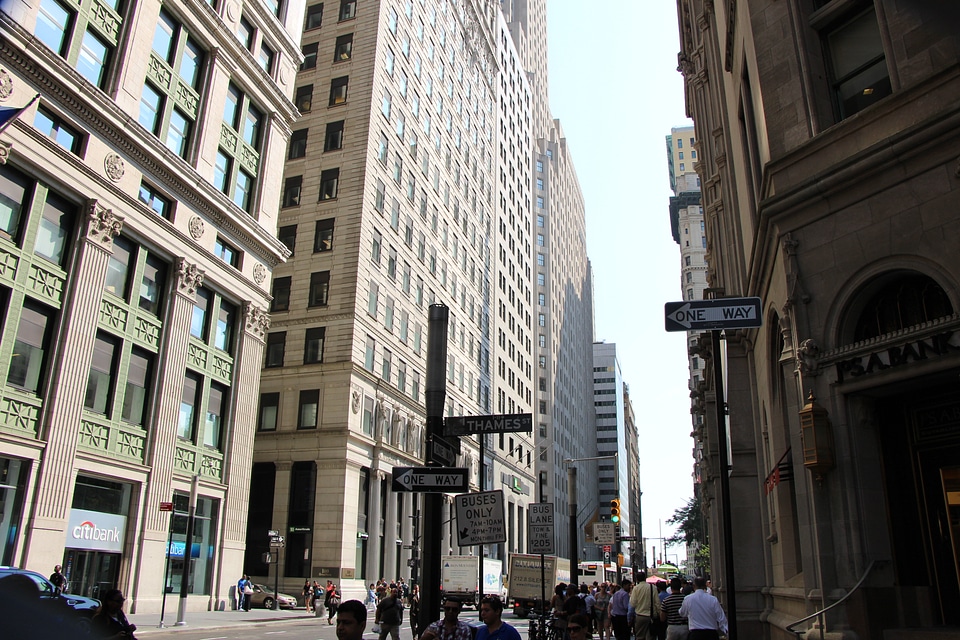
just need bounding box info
[661,593,686,625]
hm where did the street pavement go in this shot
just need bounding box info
[129,606,530,639]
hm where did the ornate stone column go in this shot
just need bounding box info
[366,470,384,583]
[25,201,123,569]
[131,257,203,609]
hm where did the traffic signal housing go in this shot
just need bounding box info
[610,498,621,523]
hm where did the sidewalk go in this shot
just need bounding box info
[129,606,321,635]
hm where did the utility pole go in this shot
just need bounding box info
[176,475,199,625]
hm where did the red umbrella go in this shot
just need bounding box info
[645,575,668,584]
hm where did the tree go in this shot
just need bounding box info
[665,493,706,546]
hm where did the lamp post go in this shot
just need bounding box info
[565,454,619,586]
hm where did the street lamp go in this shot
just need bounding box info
[564,454,618,587]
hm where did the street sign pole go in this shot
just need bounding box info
[158,501,175,628]
[274,541,280,611]
[713,328,738,639]
[176,475,198,626]
[420,304,448,639]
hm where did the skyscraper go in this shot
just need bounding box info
[0,0,298,612]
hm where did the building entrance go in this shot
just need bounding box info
[64,549,121,600]
[917,446,960,625]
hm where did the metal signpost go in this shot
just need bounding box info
[270,534,285,610]
[158,500,175,628]
[664,294,763,640]
[392,467,469,492]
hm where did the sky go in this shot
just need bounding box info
[545,0,695,566]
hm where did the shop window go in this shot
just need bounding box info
[271,276,291,312]
[286,462,316,577]
[169,494,219,595]
[0,457,27,565]
[8,301,57,394]
[298,390,319,429]
[304,327,325,364]
[243,463,276,574]
[84,332,118,415]
[265,332,286,368]
[258,393,279,431]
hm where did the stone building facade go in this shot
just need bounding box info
[677,0,960,636]
[0,0,298,613]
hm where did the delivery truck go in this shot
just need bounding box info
[440,555,504,607]
[506,554,570,618]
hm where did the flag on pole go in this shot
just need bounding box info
[0,94,41,136]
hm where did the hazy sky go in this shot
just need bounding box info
[546,0,695,565]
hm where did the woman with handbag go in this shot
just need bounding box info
[327,583,342,624]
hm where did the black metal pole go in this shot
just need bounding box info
[539,473,546,640]
[158,509,174,627]
[568,466,578,588]
[419,304,448,639]
[273,548,280,610]
[711,329,737,639]
[411,503,421,587]
[176,475,199,625]
[478,433,485,604]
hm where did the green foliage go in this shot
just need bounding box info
[665,493,707,547]
[694,544,710,570]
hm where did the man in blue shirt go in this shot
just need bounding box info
[476,595,522,640]
[608,579,633,640]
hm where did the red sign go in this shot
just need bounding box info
[603,545,612,553]
[159,502,174,512]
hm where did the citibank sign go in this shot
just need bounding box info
[67,508,127,553]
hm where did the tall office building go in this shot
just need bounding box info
[502,0,595,564]
[0,0,298,612]
[677,0,960,635]
[248,0,539,594]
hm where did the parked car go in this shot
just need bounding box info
[0,567,99,634]
[249,583,298,609]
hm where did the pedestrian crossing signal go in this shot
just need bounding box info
[610,498,621,523]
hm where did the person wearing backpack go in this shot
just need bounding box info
[580,584,596,633]
[375,586,404,640]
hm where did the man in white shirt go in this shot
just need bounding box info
[677,577,727,640]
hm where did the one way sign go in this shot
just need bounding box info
[664,297,762,332]
[392,467,469,492]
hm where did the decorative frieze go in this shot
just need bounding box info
[86,200,124,245]
[243,301,270,338]
[176,258,204,295]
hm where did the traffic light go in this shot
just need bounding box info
[610,498,621,523]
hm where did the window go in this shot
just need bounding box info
[335,34,353,61]
[377,133,389,165]
[679,151,684,160]
[122,348,152,426]
[537,273,545,287]
[381,90,392,119]
[289,129,308,159]
[213,151,231,194]
[103,235,133,299]
[178,372,201,441]
[304,327,326,364]
[295,85,314,113]
[37,0,119,90]
[314,218,334,252]
[308,271,330,307]
[367,281,379,317]
[271,276,291,312]
[214,299,236,352]
[278,225,296,255]
[364,335,376,370]
[258,43,275,74]
[35,0,70,54]
[381,348,392,382]
[138,181,171,218]
[324,120,344,151]
[537,253,545,266]
[215,236,240,268]
[258,392,279,431]
[374,179,386,212]
[371,230,382,264]
[305,3,323,30]
[384,296,394,330]
[148,10,205,159]
[139,253,167,316]
[329,76,348,105]
[339,0,356,21]
[825,7,892,119]
[283,175,302,208]
[77,30,110,87]
[0,165,29,242]
[319,168,340,200]
[34,105,82,155]
[536,234,544,247]
[301,42,318,69]
[34,191,75,267]
[236,16,254,49]
[8,302,56,394]
[298,390,319,428]
[219,85,263,209]
[265,332,286,368]
[204,383,227,448]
